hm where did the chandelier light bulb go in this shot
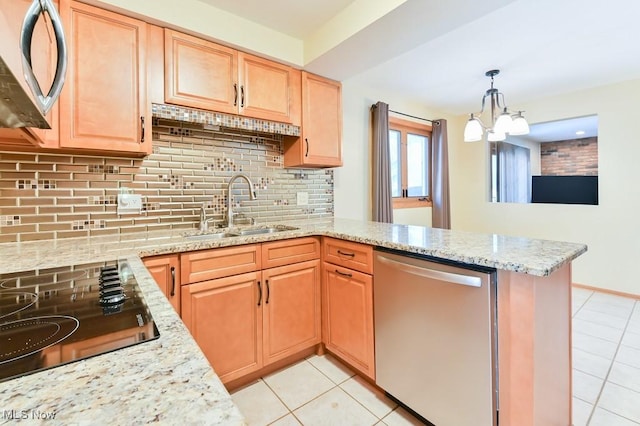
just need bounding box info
[464,115,483,142]
[510,112,530,135]
[487,130,506,142]
[493,108,514,135]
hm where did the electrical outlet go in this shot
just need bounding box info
[117,193,142,215]
[296,192,309,206]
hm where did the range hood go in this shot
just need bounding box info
[0,0,67,130]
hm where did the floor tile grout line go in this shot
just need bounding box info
[586,299,637,425]
[305,354,356,386]
[593,405,640,424]
[337,378,398,421]
[572,291,595,319]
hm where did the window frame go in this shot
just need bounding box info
[388,117,433,209]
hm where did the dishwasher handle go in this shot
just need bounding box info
[376,254,482,288]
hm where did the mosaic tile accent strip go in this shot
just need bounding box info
[0,215,20,226]
[152,103,301,137]
[0,119,332,243]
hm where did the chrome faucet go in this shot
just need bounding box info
[199,204,214,232]
[226,173,257,227]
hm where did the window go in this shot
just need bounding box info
[388,117,432,208]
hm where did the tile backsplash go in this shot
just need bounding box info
[0,119,334,243]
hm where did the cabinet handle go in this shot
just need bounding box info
[170,266,176,297]
[335,269,352,278]
[233,83,238,106]
[257,281,262,306]
[265,279,270,304]
[337,250,355,257]
[140,116,145,143]
[240,85,245,108]
[305,138,309,157]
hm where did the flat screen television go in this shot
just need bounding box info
[531,176,598,205]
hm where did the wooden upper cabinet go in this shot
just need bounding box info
[143,254,180,315]
[238,52,298,123]
[164,29,237,114]
[163,30,299,124]
[0,0,59,149]
[59,0,149,155]
[284,72,342,168]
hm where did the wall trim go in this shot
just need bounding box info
[572,283,640,300]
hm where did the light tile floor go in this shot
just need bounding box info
[232,288,640,426]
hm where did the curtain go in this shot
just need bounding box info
[431,119,450,229]
[372,102,393,223]
[495,141,531,203]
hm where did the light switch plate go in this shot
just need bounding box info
[117,193,142,215]
[297,192,309,206]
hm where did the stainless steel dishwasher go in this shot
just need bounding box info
[374,249,498,426]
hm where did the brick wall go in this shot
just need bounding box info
[0,118,334,243]
[540,137,598,176]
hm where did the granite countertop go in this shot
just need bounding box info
[0,218,587,424]
[0,217,587,277]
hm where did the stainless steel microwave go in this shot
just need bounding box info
[0,0,67,129]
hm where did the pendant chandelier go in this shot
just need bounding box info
[463,69,529,142]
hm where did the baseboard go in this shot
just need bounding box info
[572,283,640,300]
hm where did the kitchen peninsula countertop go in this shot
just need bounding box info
[0,218,587,424]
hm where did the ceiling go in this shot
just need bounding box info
[196,0,355,39]
[196,0,640,115]
[517,115,598,143]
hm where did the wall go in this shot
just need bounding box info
[0,119,333,243]
[336,79,455,226]
[540,137,598,176]
[451,79,640,295]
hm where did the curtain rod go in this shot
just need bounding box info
[389,109,438,124]
[371,104,440,125]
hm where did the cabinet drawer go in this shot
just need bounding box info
[322,238,373,274]
[181,244,261,284]
[262,237,320,269]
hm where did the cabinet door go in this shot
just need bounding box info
[262,260,321,365]
[59,0,149,154]
[261,237,320,269]
[284,72,342,167]
[164,29,238,115]
[180,244,261,284]
[0,0,59,148]
[143,255,180,315]
[181,272,263,384]
[322,263,375,379]
[238,52,297,123]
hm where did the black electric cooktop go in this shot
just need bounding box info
[0,260,160,383]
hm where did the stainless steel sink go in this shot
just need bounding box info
[235,227,280,236]
[183,225,298,240]
[235,225,299,236]
[185,232,239,240]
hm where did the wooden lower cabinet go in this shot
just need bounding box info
[322,262,375,380]
[181,272,263,383]
[262,260,321,365]
[179,242,321,385]
[143,254,180,315]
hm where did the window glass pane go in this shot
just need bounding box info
[389,130,402,197]
[407,133,429,197]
